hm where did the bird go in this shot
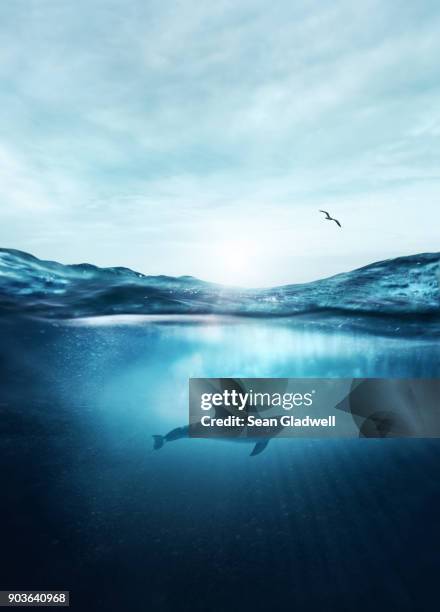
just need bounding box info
[319,210,342,228]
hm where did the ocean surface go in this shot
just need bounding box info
[0,250,439,611]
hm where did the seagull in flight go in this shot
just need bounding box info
[319,210,342,228]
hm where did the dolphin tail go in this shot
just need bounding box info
[152,435,165,450]
[250,440,269,456]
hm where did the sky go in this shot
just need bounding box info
[0,0,439,287]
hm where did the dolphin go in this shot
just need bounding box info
[153,378,294,457]
[152,424,274,456]
[153,377,290,456]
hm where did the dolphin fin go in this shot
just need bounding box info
[152,435,165,450]
[250,440,269,456]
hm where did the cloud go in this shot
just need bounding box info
[0,0,439,284]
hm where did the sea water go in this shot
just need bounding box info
[0,315,439,611]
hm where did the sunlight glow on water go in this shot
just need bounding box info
[44,315,440,430]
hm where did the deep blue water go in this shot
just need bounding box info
[0,315,439,611]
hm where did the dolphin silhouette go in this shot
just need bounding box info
[152,424,274,456]
[153,378,289,456]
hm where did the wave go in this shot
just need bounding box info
[0,248,439,325]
